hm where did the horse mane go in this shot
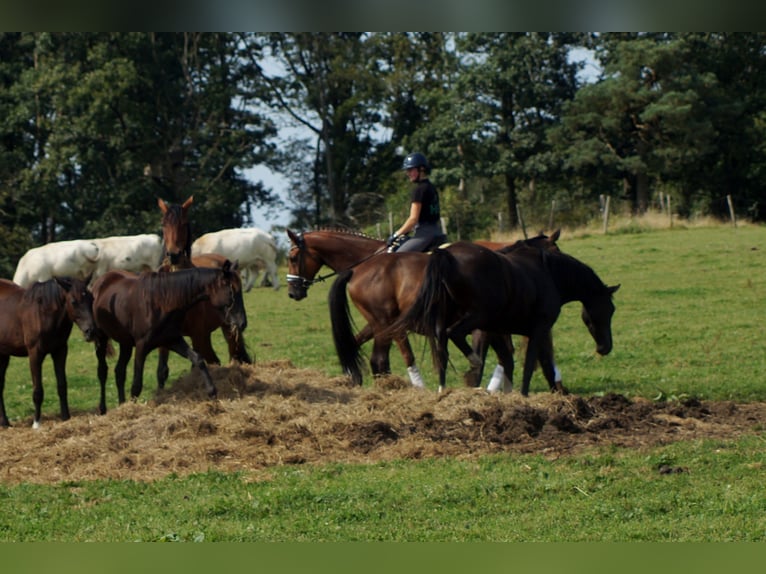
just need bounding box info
[22,279,65,309]
[311,227,381,242]
[161,202,193,256]
[140,267,216,308]
[545,250,611,294]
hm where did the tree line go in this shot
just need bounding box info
[1,32,765,278]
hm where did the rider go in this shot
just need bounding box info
[387,152,447,253]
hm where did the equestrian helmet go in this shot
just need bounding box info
[401,152,430,171]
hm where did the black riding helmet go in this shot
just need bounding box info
[401,152,430,172]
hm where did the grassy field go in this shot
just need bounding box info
[1,223,765,541]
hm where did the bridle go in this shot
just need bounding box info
[286,231,387,291]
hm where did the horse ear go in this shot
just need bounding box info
[182,196,194,210]
[54,276,72,290]
[607,284,621,294]
[551,229,561,242]
[158,198,168,213]
[287,229,299,245]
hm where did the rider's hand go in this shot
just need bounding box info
[386,234,398,247]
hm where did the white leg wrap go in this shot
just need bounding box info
[554,364,562,383]
[32,420,41,430]
[487,365,505,392]
[407,366,426,388]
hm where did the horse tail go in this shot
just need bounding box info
[328,270,365,385]
[386,247,459,372]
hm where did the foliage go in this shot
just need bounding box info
[0,224,765,541]
[3,32,766,279]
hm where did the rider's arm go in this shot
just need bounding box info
[394,202,421,238]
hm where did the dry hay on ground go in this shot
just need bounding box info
[1,361,764,484]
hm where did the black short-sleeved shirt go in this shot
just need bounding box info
[411,179,440,225]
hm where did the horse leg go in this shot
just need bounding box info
[354,323,374,346]
[51,345,71,423]
[394,336,426,388]
[468,330,489,388]
[28,348,46,429]
[157,347,170,390]
[0,355,10,427]
[369,337,392,377]
[167,338,217,398]
[130,343,148,399]
[242,268,255,292]
[190,332,221,365]
[538,331,567,395]
[444,321,483,388]
[115,343,133,403]
[520,329,548,397]
[487,333,515,393]
[222,326,252,364]
[95,336,109,415]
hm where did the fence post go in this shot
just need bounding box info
[727,195,737,227]
[602,196,611,234]
[548,200,556,231]
[667,195,673,228]
[516,204,528,239]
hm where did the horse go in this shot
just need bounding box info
[192,227,280,291]
[0,276,96,428]
[157,196,252,388]
[90,262,245,414]
[326,232,566,392]
[90,233,164,279]
[287,228,543,389]
[287,228,432,387]
[13,239,100,287]
[388,241,619,396]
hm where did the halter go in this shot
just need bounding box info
[286,231,387,290]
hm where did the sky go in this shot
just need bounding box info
[245,45,599,239]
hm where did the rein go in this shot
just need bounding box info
[287,232,387,290]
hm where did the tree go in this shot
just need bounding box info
[240,33,387,228]
[0,33,279,278]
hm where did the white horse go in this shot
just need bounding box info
[91,234,163,279]
[13,239,100,287]
[192,227,280,291]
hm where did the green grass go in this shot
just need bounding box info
[1,436,765,541]
[1,224,765,541]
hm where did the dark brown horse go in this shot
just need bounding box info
[0,276,96,428]
[389,241,619,395]
[288,228,531,389]
[287,228,432,387]
[325,231,565,391]
[157,196,251,388]
[91,262,245,413]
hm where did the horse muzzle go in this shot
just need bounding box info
[596,340,613,356]
[287,274,310,300]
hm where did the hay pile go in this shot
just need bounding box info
[0,361,762,484]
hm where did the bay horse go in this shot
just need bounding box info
[90,262,245,414]
[157,196,251,388]
[388,241,619,396]
[288,228,552,389]
[325,232,564,391]
[0,276,96,428]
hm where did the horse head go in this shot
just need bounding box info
[582,284,620,355]
[159,195,194,267]
[55,275,97,342]
[209,259,247,333]
[286,229,323,301]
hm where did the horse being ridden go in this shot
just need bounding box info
[288,229,520,389]
[0,277,96,428]
[157,196,251,389]
[388,241,619,396]
[90,262,245,413]
[286,229,431,387]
